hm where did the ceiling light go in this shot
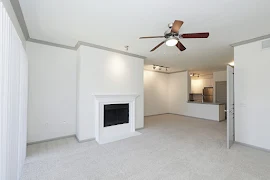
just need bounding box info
[190,73,193,77]
[166,37,178,46]
[229,61,234,66]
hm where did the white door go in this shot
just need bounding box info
[227,65,235,149]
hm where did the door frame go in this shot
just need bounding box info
[227,64,235,149]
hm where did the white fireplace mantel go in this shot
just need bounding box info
[93,93,141,144]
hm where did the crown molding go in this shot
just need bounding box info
[231,34,270,47]
[11,0,146,59]
[144,69,188,74]
[28,38,76,50]
[10,0,29,40]
[144,69,170,74]
[76,41,146,59]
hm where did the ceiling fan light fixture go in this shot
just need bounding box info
[166,37,178,46]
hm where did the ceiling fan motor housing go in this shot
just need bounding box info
[164,31,178,38]
[164,23,178,38]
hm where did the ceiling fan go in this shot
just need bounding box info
[139,20,209,52]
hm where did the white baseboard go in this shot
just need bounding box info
[75,136,95,143]
[144,113,170,117]
[235,141,270,152]
[27,134,76,145]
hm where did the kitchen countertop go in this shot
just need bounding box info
[187,101,225,105]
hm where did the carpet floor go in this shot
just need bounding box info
[21,114,270,180]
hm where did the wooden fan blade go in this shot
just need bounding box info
[176,41,186,51]
[180,32,209,38]
[171,20,184,33]
[139,36,164,39]
[150,41,165,52]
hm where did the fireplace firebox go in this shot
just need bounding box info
[104,104,129,127]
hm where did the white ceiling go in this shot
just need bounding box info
[19,0,270,72]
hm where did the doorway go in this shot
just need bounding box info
[216,81,227,104]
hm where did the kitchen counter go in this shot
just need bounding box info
[187,101,225,105]
[186,101,226,121]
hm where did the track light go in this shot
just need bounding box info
[190,73,200,77]
[152,64,169,72]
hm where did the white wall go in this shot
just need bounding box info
[213,71,227,82]
[27,42,77,143]
[144,70,169,116]
[76,46,144,141]
[168,71,189,115]
[234,39,270,150]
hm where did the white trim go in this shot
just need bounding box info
[231,34,270,47]
[235,142,270,153]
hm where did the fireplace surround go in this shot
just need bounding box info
[93,94,141,144]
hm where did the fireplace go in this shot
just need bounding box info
[93,94,141,144]
[104,104,129,127]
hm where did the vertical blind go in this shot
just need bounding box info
[0,2,28,180]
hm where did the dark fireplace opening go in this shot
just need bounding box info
[104,104,129,127]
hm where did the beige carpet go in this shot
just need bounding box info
[21,114,270,180]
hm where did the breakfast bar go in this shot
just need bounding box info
[187,101,226,121]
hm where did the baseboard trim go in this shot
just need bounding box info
[27,130,144,145]
[168,113,221,122]
[145,113,220,122]
[75,136,95,143]
[27,134,76,145]
[135,127,144,131]
[144,113,170,117]
[235,141,270,153]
